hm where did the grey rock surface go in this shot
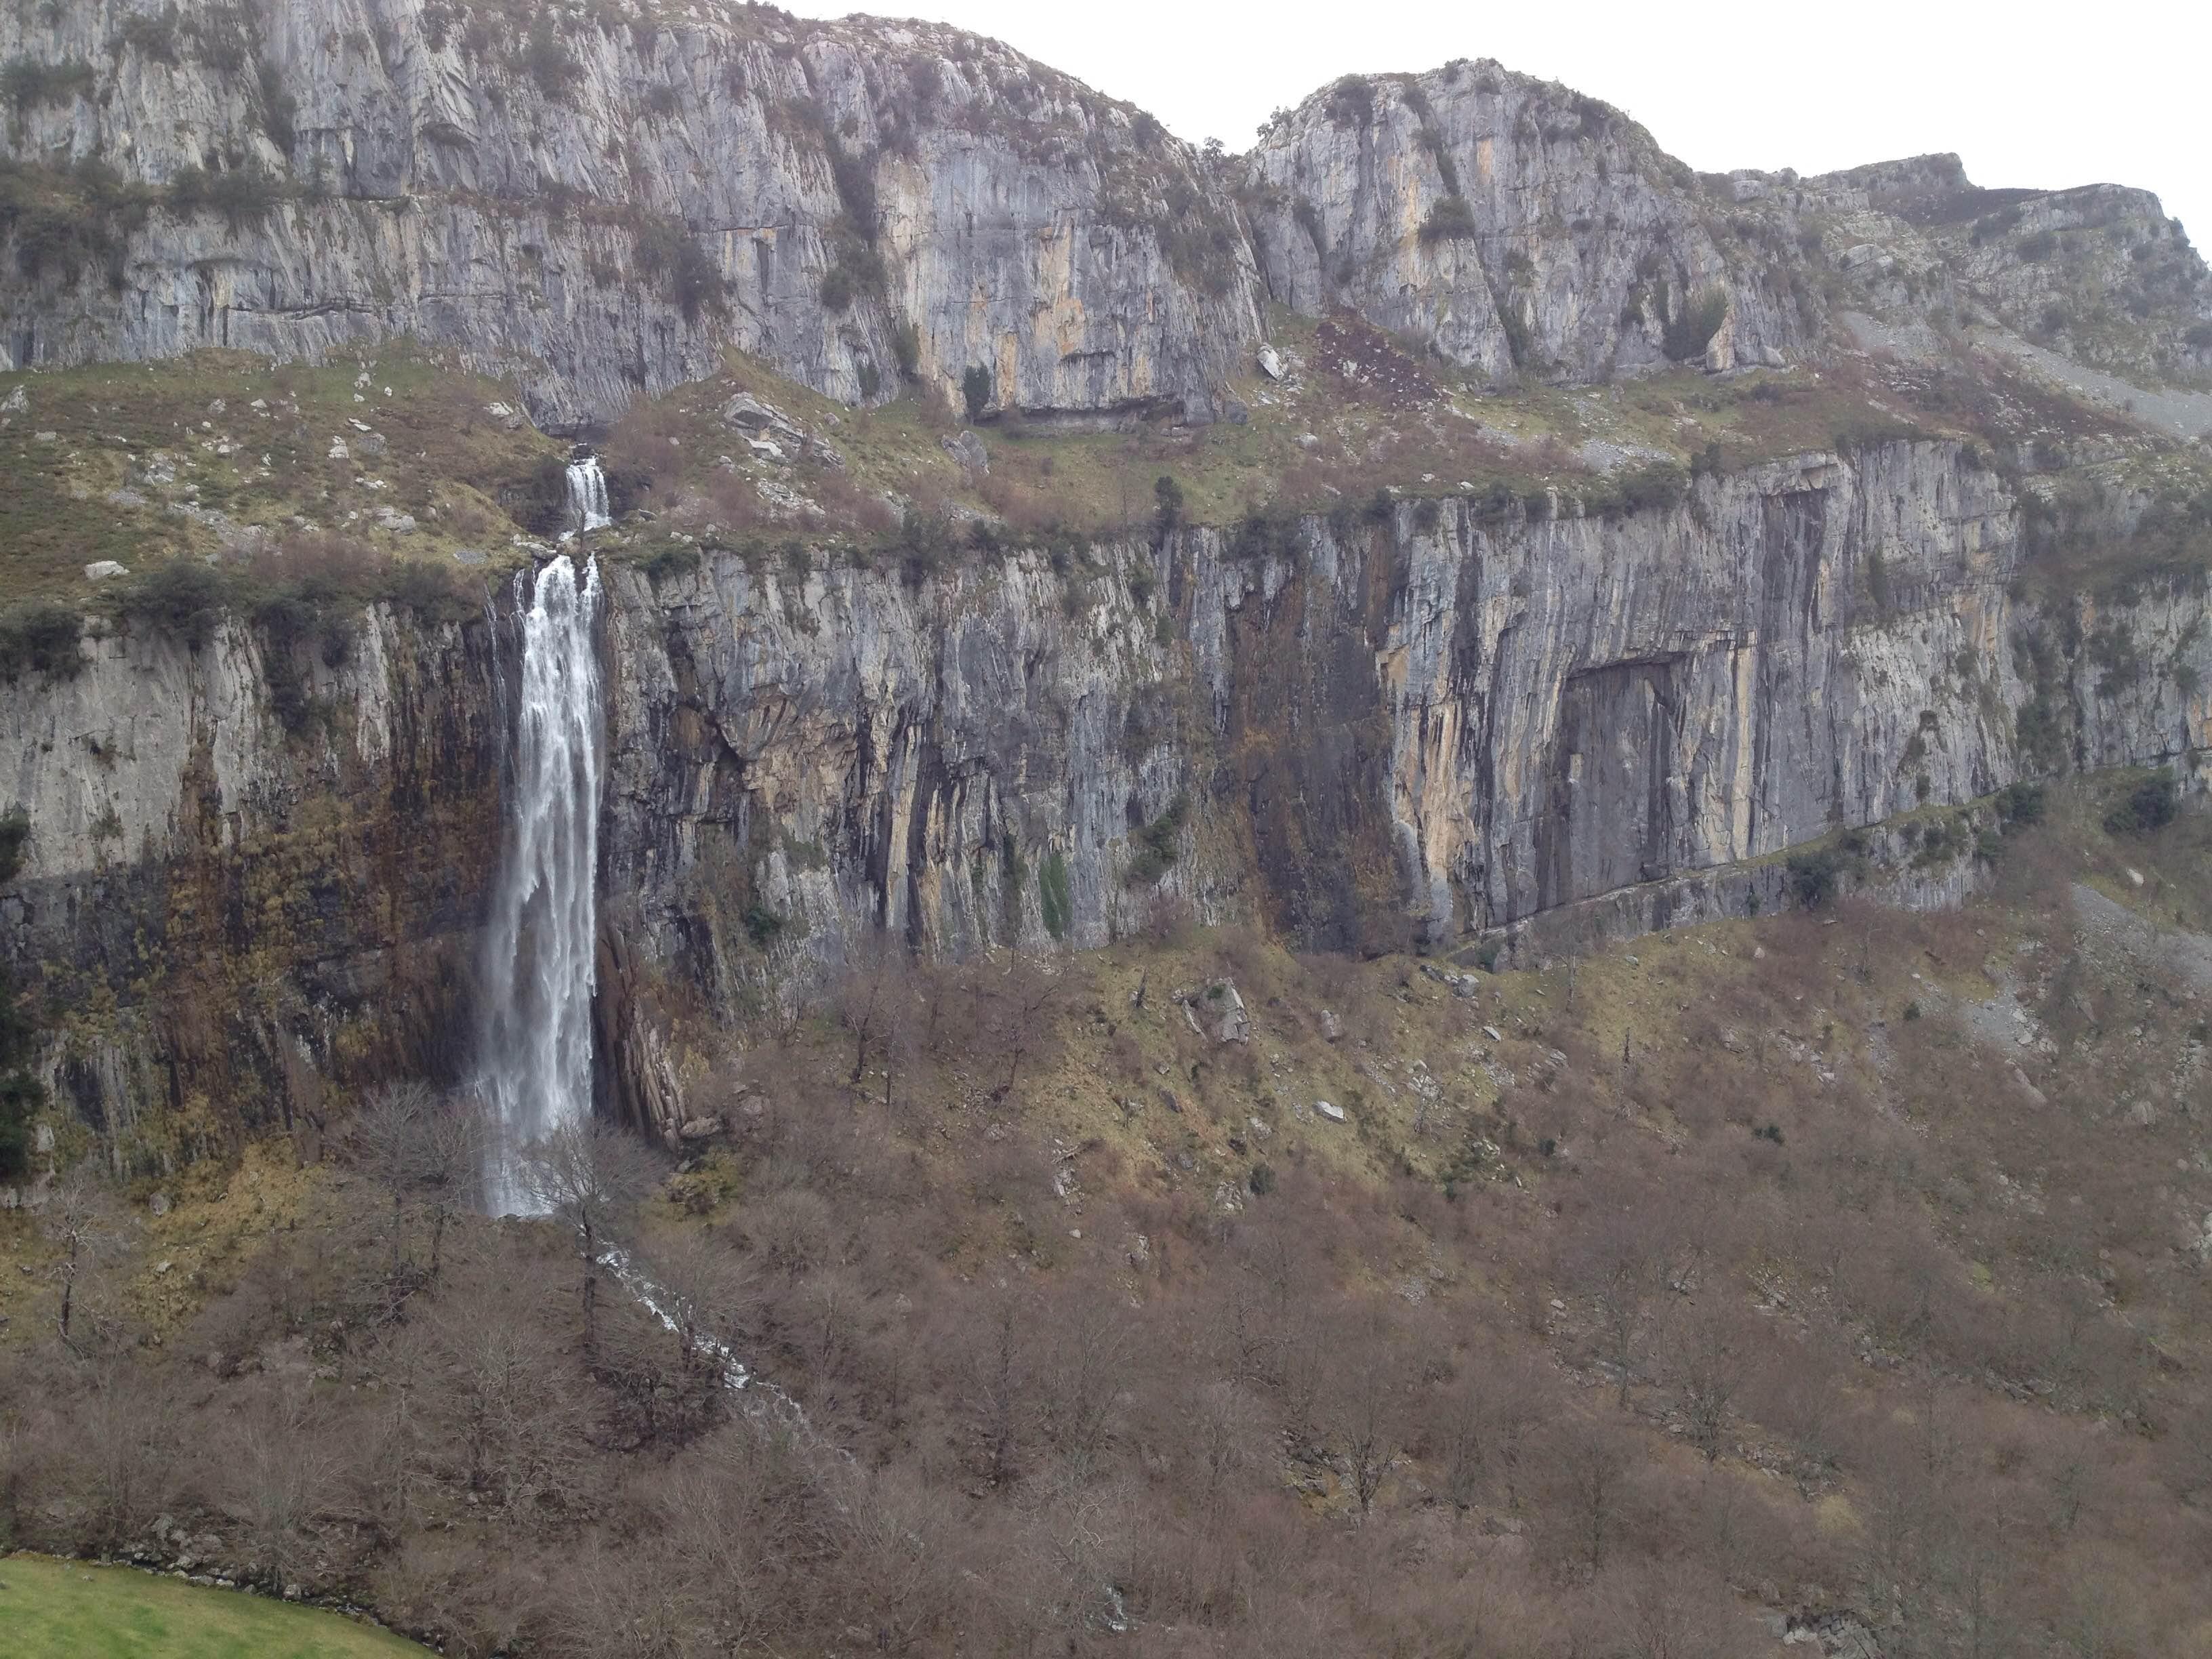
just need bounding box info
[0,4,1259,428]
[1244,63,1813,383]
[8,439,2211,1141]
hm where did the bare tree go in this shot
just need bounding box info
[1752,1349,1843,1498]
[1033,1275,1134,1483]
[417,1091,487,1280]
[834,933,900,1090]
[416,1255,592,1511]
[958,1284,1034,1491]
[226,1380,338,1591]
[1612,1563,1755,1659]
[1432,1349,1547,1510]
[54,1364,183,1554]
[1317,1300,1420,1521]
[1548,1420,1631,1576]
[638,1225,759,1377]
[39,1162,130,1351]
[519,1117,664,1352]
[1560,1202,1662,1410]
[350,1081,482,1286]
[979,951,1071,1101]
[1668,1298,1746,1462]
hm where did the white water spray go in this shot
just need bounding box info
[564,453,611,537]
[478,554,605,1214]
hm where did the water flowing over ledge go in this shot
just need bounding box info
[477,555,605,1215]
[564,455,611,538]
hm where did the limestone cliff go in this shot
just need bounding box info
[7,8,2203,426]
[1241,64,1816,382]
[0,602,503,1160]
[9,441,2206,1145]
[0,0,1258,427]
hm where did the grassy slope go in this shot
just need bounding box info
[0,1555,428,1657]
[0,346,556,602]
[7,304,2203,623]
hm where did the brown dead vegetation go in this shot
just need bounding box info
[5,798,2212,1655]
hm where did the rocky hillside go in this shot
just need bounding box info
[0,0,1258,428]
[5,430,2207,1148]
[3,4,2206,430]
[1,4,2210,1154]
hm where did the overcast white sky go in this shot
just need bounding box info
[781,0,2209,251]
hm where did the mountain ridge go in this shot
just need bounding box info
[2,3,2205,428]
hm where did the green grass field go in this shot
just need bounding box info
[0,1555,430,1658]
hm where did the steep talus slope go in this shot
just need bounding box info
[0,0,1258,426]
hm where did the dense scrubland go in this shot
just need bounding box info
[5,777,2212,1658]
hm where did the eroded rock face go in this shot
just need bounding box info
[0,3,1258,426]
[598,440,2209,985]
[3,451,2207,1143]
[1242,64,1816,383]
[1779,156,2212,386]
[5,12,2204,417]
[0,603,504,1158]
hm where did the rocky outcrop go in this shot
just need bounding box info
[1242,64,1816,383]
[5,441,2209,1145]
[0,602,504,1162]
[606,443,2209,986]
[8,10,2200,428]
[1739,154,2212,387]
[0,1,1258,426]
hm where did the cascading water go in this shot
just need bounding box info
[476,554,605,1214]
[564,453,611,537]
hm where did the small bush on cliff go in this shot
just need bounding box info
[635,220,728,325]
[2,57,95,117]
[508,455,573,537]
[116,561,228,651]
[167,163,287,236]
[1786,844,1853,908]
[0,602,83,681]
[1418,195,1479,244]
[1995,781,2047,830]
[1325,75,1374,127]
[2102,772,2178,836]
[1153,474,1185,537]
[891,320,922,382]
[1616,462,1689,514]
[518,13,575,100]
[110,7,183,66]
[1126,794,1190,884]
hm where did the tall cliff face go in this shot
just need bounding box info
[10,10,2201,429]
[0,1,1258,426]
[1242,64,1816,383]
[604,442,2209,985]
[4,12,2211,1160]
[14,439,2194,1147]
[0,602,503,1159]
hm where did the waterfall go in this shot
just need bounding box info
[477,554,605,1215]
[564,453,611,537]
